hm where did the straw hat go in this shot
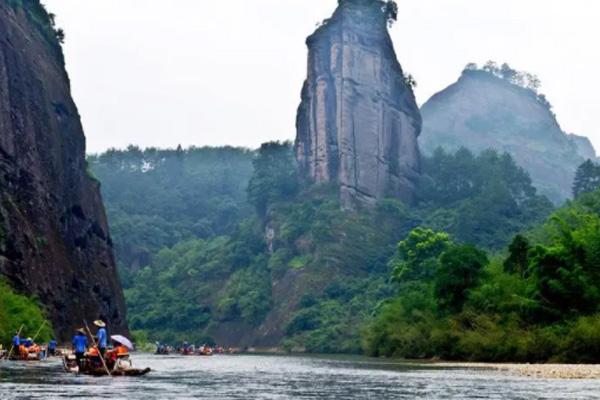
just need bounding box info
[93,320,106,328]
[77,328,85,334]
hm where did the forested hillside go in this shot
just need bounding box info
[90,143,553,351]
[364,188,600,363]
[87,146,254,286]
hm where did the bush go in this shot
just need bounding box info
[0,281,53,347]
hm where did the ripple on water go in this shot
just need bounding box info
[2,355,600,399]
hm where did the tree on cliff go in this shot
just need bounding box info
[573,159,600,197]
[383,0,398,25]
[337,0,398,25]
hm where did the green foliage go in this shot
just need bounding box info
[434,245,488,314]
[418,147,553,249]
[365,187,600,362]
[247,141,298,216]
[391,227,450,283]
[216,258,272,325]
[503,234,530,277]
[527,211,600,321]
[94,142,554,352]
[284,278,394,354]
[466,61,545,99]
[88,146,254,285]
[0,281,53,346]
[8,0,65,48]
[573,159,600,197]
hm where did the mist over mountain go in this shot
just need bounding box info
[420,63,596,203]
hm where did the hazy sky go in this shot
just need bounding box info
[44,0,600,154]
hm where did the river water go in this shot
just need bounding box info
[1,354,600,399]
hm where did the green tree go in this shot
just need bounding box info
[0,281,53,346]
[419,147,553,249]
[247,141,298,216]
[391,227,451,283]
[434,244,488,313]
[503,234,530,277]
[528,212,600,321]
[573,159,600,198]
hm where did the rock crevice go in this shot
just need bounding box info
[295,0,421,208]
[0,1,128,339]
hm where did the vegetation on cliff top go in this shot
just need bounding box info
[7,0,65,45]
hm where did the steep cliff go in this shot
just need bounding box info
[295,0,421,209]
[420,68,596,203]
[0,1,128,339]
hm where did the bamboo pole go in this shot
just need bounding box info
[84,321,112,377]
[4,324,25,361]
[31,321,46,343]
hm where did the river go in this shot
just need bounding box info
[1,354,600,399]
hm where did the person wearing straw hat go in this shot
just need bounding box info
[72,328,88,370]
[94,320,108,358]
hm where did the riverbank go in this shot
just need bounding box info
[434,362,600,379]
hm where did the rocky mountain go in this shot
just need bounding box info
[0,1,127,339]
[420,66,596,203]
[295,0,421,209]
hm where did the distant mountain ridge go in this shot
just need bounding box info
[419,65,596,203]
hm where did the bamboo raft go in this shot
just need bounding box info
[63,354,151,377]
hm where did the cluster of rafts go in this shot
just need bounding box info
[156,342,234,356]
[0,321,150,377]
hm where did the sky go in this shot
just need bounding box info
[44,0,600,154]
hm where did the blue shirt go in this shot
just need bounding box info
[12,335,20,346]
[72,334,88,353]
[97,328,107,349]
[49,340,57,350]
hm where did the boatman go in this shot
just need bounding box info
[72,328,88,369]
[94,320,108,357]
[12,332,20,350]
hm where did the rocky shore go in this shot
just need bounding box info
[437,362,600,380]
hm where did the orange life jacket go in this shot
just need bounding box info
[88,347,99,357]
[116,345,129,356]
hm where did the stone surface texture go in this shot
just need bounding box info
[0,2,128,339]
[295,0,422,209]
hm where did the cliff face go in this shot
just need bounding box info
[295,0,421,209]
[0,2,128,339]
[420,69,596,203]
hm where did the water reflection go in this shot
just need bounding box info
[1,354,600,399]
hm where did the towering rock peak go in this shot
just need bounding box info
[0,1,128,339]
[420,67,595,203]
[295,0,421,209]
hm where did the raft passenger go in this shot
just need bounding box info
[48,339,57,356]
